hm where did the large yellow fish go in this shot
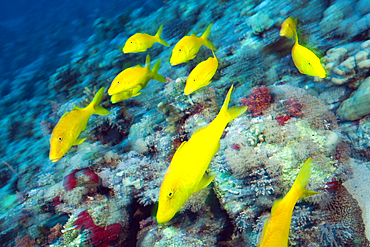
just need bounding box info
[49,87,110,162]
[156,85,248,224]
[122,24,169,53]
[184,51,218,95]
[108,54,165,102]
[170,24,217,66]
[257,158,319,247]
[280,17,326,78]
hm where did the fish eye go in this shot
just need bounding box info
[117,81,120,84]
[167,189,175,198]
[58,136,63,142]
[179,49,182,52]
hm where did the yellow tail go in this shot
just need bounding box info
[155,24,169,47]
[219,85,248,124]
[201,23,217,51]
[292,158,319,199]
[88,87,111,115]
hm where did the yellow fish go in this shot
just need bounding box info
[110,91,142,104]
[184,51,218,95]
[49,87,110,162]
[108,54,166,100]
[122,24,169,53]
[156,85,248,224]
[257,158,319,247]
[280,17,326,78]
[279,17,296,40]
[170,23,217,66]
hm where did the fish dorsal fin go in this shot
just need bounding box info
[257,216,271,246]
[73,106,83,111]
[60,112,69,119]
[193,172,215,193]
[271,199,282,214]
[190,33,197,37]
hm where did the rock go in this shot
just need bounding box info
[343,159,370,240]
[337,76,370,120]
[324,130,340,151]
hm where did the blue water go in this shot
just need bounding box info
[1,0,370,246]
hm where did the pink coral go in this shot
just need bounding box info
[239,85,271,116]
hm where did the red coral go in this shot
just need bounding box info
[52,196,61,207]
[239,85,271,116]
[231,144,240,151]
[63,168,99,191]
[276,116,291,126]
[325,178,341,192]
[74,211,121,247]
[283,97,302,117]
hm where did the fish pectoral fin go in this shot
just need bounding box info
[194,173,215,193]
[73,106,83,111]
[298,189,319,200]
[257,216,271,246]
[271,199,282,214]
[202,80,212,87]
[131,85,143,95]
[73,138,86,146]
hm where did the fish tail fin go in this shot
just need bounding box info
[155,24,169,47]
[145,54,151,68]
[292,158,319,199]
[201,23,217,51]
[219,85,248,124]
[292,27,298,44]
[151,59,166,83]
[88,87,111,115]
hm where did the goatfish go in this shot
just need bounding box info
[257,158,319,247]
[122,24,169,53]
[280,17,326,78]
[170,23,217,66]
[156,85,248,224]
[184,50,218,95]
[49,87,110,162]
[108,54,166,102]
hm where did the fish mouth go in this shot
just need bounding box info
[51,158,60,163]
[184,88,192,95]
[156,213,173,224]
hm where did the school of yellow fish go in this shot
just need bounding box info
[48,17,327,246]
